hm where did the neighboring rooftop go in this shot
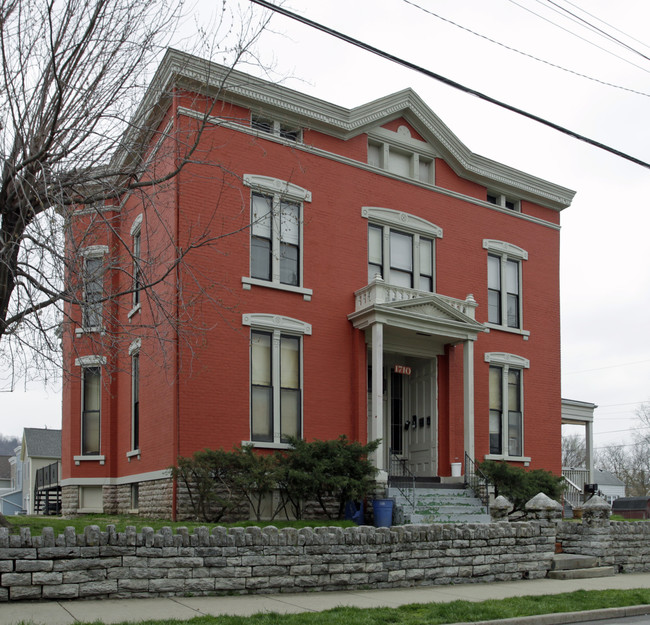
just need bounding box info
[21,428,61,460]
[594,469,625,488]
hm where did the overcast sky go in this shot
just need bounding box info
[2,0,649,459]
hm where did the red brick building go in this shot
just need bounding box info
[61,50,575,516]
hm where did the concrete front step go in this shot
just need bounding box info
[388,485,490,524]
[547,553,615,580]
[547,566,616,580]
[551,553,598,571]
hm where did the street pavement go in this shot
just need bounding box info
[1,572,650,625]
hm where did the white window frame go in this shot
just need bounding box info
[73,355,107,465]
[129,214,143,318]
[251,114,302,143]
[77,246,108,334]
[242,314,311,449]
[483,239,529,336]
[242,175,312,300]
[363,207,442,291]
[367,126,437,185]
[484,352,530,463]
[487,192,521,212]
[127,338,141,459]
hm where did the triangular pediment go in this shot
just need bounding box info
[381,294,482,329]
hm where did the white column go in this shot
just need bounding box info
[463,339,475,462]
[585,420,594,484]
[371,322,385,473]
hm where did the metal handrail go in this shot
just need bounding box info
[464,452,490,512]
[388,449,417,513]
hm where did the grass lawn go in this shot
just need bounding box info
[11,588,650,625]
[5,514,355,535]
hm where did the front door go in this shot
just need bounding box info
[407,359,436,476]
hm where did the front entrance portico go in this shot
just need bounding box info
[348,278,485,477]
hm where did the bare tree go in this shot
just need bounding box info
[596,401,650,496]
[0,0,272,389]
[562,432,586,468]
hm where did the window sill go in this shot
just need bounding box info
[242,277,312,301]
[241,440,293,450]
[128,303,141,319]
[484,323,530,340]
[484,454,531,466]
[75,326,105,336]
[126,450,141,461]
[74,455,106,466]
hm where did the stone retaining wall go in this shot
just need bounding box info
[2,495,649,603]
[556,496,650,573]
[1,520,555,602]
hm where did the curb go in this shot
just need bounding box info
[450,604,650,625]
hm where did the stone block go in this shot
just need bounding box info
[1,573,31,586]
[15,560,53,573]
[214,577,247,591]
[148,578,186,593]
[78,580,119,597]
[118,578,149,592]
[32,571,63,585]
[9,585,42,600]
[43,584,79,600]
[63,569,107,584]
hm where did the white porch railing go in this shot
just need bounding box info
[354,278,478,319]
[562,467,588,510]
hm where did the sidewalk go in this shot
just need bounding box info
[2,572,650,625]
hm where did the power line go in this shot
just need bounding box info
[560,0,650,54]
[508,0,650,75]
[402,0,650,98]
[564,358,650,375]
[249,0,650,171]
[543,0,650,63]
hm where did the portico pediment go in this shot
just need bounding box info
[382,295,474,324]
[348,284,486,342]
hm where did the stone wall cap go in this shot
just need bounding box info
[525,492,562,511]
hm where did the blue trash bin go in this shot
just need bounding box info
[372,499,394,527]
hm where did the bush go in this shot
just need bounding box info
[478,460,564,513]
[173,436,380,522]
[276,436,379,520]
[172,448,240,522]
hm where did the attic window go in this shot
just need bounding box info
[251,115,301,142]
[368,139,433,184]
[487,192,521,212]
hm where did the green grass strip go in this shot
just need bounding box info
[6,514,355,535]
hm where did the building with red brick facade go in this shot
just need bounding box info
[61,49,575,517]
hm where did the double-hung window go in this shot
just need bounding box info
[74,355,106,463]
[129,338,141,454]
[483,240,528,331]
[130,214,143,310]
[364,207,441,291]
[251,193,300,285]
[80,246,108,331]
[243,313,311,446]
[485,353,529,460]
[243,175,312,298]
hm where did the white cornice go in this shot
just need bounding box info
[123,48,575,212]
